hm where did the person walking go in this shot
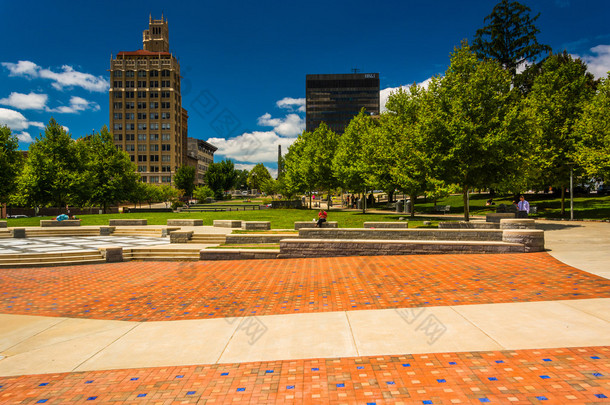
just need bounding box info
[315,209,327,227]
[517,195,530,218]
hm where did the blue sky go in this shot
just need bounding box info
[1,0,609,175]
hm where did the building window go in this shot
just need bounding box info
[150,80,159,87]
[116,145,122,151]
[162,165,171,172]
[137,91,147,98]
[137,102,147,109]
[113,134,122,141]
[161,123,171,130]
[150,144,159,152]
[125,144,135,152]
[138,165,147,172]
[125,113,134,120]
[114,71,123,78]
[150,165,159,173]
[161,112,170,119]
[162,176,171,183]
[149,176,159,183]
[149,134,159,141]
[150,154,159,162]
[125,81,135,88]
[125,102,134,109]
[138,134,147,141]
[126,123,135,130]
[161,155,171,162]
[138,70,147,78]
[150,123,159,130]
[161,102,170,109]
[161,91,170,98]
[138,145,147,152]
[161,70,171,77]
[138,155,147,162]
[161,133,170,141]
[126,134,135,141]
[150,70,159,77]
[113,113,122,120]
[150,102,159,109]
[137,123,147,130]
[141,176,147,182]
[125,91,134,99]
[161,144,171,151]
[150,92,158,98]
[126,70,135,78]
[113,123,122,131]
[161,80,170,87]
[130,155,135,162]
[113,102,122,109]
[150,112,159,120]
[137,81,146,88]
[113,92,123,98]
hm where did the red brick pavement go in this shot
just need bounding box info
[0,253,608,322]
[0,346,608,404]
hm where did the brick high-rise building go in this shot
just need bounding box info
[109,16,185,184]
[306,73,380,134]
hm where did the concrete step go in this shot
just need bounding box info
[24,229,100,237]
[0,251,105,268]
[125,248,200,261]
[189,235,227,244]
[112,228,168,237]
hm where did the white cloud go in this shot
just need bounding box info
[257,112,305,137]
[0,107,44,131]
[0,92,48,110]
[277,97,306,112]
[15,131,34,143]
[576,44,610,79]
[380,77,433,112]
[48,96,100,113]
[2,60,109,92]
[208,131,297,163]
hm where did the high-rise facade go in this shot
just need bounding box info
[306,73,380,134]
[109,16,185,184]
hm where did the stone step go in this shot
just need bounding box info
[24,229,100,237]
[0,259,108,268]
[0,250,100,260]
[201,249,280,261]
[125,248,201,261]
[0,251,105,268]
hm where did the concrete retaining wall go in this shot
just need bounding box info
[213,220,242,228]
[363,221,409,229]
[40,220,82,227]
[299,228,504,242]
[502,229,545,252]
[109,219,147,226]
[500,219,537,229]
[201,249,279,260]
[294,221,338,230]
[170,231,194,243]
[278,239,524,258]
[225,234,299,244]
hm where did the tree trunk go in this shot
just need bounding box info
[410,194,416,218]
[362,190,366,214]
[463,185,470,222]
[561,185,565,216]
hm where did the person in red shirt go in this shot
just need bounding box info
[315,209,327,227]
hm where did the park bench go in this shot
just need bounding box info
[434,205,451,214]
[40,219,81,227]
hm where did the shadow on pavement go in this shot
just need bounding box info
[536,223,582,231]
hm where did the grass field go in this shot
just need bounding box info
[4,193,609,228]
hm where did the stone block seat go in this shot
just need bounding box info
[0,221,7,228]
[241,221,271,231]
[294,221,338,230]
[109,219,147,226]
[438,221,499,229]
[213,220,242,228]
[40,220,82,227]
[167,219,203,226]
[363,221,409,229]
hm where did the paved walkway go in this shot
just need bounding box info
[0,220,608,403]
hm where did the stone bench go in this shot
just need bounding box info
[363,221,409,229]
[278,239,525,258]
[502,229,544,252]
[99,226,116,236]
[225,234,299,244]
[294,221,338,230]
[241,221,271,231]
[0,221,6,228]
[170,230,194,243]
[109,219,147,226]
[167,219,204,226]
[438,221,499,229]
[40,220,82,227]
[499,218,537,229]
[486,213,516,223]
[98,246,123,263]
[213,220,242,228]
[201,248,280,261]
[434,205,451,214]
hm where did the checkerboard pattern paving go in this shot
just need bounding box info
[1,253,608,321]
[0,236,169,255]
[0,346,607,403]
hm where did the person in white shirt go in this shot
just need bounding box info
[517,195,530,217]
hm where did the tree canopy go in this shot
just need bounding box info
[0,125,22,205]
[174,165,197,197]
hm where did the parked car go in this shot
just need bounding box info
[597,184,610,196]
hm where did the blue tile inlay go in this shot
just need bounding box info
[542,358,552,362]
[221,372,229,376]
[402,363,411,367]
[175,375,184,378]
[137,394,146,398]
[591,356,601,359]
[266,370,274,373]
[536,396,548,401]
[286,385,295,389]
[479,399,490,403]
[357,366,364,370]
[36,400,48,404]
[423,401,433,405]
[592,373,603,377]
[540,375,550,379]
[495,360,504,363]
[130,378,138,381]
[39,383,48,386]
[437,379,446,383]
[236,388,245,392]
[386,381,395,385]
[488,377,497,381]
[336,383,345,388]
[595,394,607,398]
[449,362,456,365]
[87,397,97,401]
[187,391,196,395]
[312,368,319,371]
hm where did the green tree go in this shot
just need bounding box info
[426,43,517,220]
[204,159,238,199]
[0,126,23,206]
[235,169,249,190]
[84,126,139,213]
[247,163,272,192]
[15,119,89,208]
[174,165,196,197]
[193,185,214,201]
[522,52,597,214]
[282,136,309,200]
[472,0,551,77]
[302,123,339,204]
[158,184,182,207]
[574,73,610,180]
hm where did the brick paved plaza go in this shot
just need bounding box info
[0,221,609,404]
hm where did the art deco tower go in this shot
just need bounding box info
[109,16,186,184]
